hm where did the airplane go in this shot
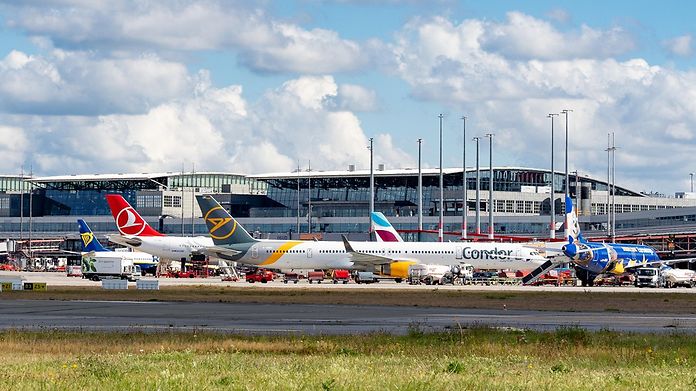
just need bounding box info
[523,195,682,286]
[104,194,214,263]
[195,195,548,280]
[371,212,403,242]
[77,219,158,274]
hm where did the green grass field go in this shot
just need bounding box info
[2,328,695,390]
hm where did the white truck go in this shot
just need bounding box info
[661,268,696,288]
[634,267,661,288]
[408,264,451,285]
[81,254,139,282]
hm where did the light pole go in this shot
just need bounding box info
[485,133,494,240]
[611,132,616,241]
[307,161,312,234]
[690,173,694,193]
[572,170,580,215]
[605,134,616,239]
[562,109,572,198]
[369,137,374,236]
[438,113,444,243]
[296,162,301,236]
[461,116,467,240]
[473,136,481,235]
[417,138,423,241]
[548,113,559,239]
[19,166,23,241]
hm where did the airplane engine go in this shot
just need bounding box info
[379,261,417,278]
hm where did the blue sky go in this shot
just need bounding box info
[0,1,695,194]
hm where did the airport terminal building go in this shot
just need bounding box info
[2,167,696,241]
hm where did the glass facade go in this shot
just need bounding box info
[1,168,688,239]
[258,169,637,220]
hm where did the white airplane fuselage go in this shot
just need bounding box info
[220,239,546,271]
[108,235,213,261]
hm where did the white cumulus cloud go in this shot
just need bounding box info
[3,1,367,74]
[663,34,693,57]
[378,13,696,193]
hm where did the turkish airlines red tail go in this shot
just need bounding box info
[105,194,165,237]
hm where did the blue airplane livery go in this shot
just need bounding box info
[559,196,665,286]
[78,219,109,252]
[77,219,158,274]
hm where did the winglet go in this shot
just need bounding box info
[341,235,355,253]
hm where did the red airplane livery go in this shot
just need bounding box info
[106,195,164,236]
[104,194,213,261]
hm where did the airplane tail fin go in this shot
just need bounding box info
[196,195,256,245]
[77,219,109,252]
[565,195,581,244]
[105,194,164,237]
[370,212,404,242]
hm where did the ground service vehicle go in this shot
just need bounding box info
[472,271,499,285]
[283,273,300,284]
[408,264,451,285]
[81,255,139,282]
[355,271,379,284]
[307,271,325,284]
[332,269,350,284]
[661,268,696,288]
[245,269,275,283]
[635,267,661,288]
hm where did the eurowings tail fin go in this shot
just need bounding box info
[370,212,404,242]
[196,195,256,245]
[104,194,164,237]
[77,219,109,252]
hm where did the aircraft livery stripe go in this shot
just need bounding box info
[258,241,303,266]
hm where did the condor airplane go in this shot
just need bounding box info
[77,219,158,274]
[196,195,547,279]
[104,194,213,262]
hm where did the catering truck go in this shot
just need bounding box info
[81,254,139,282]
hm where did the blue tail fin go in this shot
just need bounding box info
[565,195,582,244]
[78,219,109,252]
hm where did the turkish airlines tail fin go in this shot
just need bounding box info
[104,194,164,237]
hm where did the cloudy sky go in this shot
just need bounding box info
[1,1,695,195]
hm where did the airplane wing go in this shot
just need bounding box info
[107,234,143,247]
[341,235,393,266]
[622,257,695,270]
[200,246,242,259]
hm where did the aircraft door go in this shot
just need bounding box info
[251,246,258,259]
[307,248,312,258]
[456,247,462,259]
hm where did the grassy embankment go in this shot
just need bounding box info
[2,285,696,313]
[1,328,695,390]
